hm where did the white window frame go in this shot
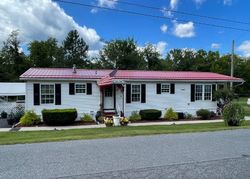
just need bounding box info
[40,84,55,104]
[75,83,86,94]
[161,83,170,93]
[131,84,141,102]
[195,84,203,101]
[195,84,213,101]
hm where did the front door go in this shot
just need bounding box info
[104,86,114,109]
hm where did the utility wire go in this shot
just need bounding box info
[106,0,250,26]
[54,0,250,32]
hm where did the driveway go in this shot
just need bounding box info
[1,129,250,179]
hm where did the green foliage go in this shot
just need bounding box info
[82,113,94,122]
[164,108,178,120]
[185,113,193,120]
[99,38,146,70]
[139,109,162,120]
[63,30,89,67]
[29,38,63,67]
[223,103,245,126]
[196,109,211,120]
[142,44,162,70]
[1,111,7,118]
[20,110,41,126]
[42,108,77,126]
[128,111,141,122]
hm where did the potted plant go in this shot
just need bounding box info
[120,117,129,126]
[1,111,7,119]
[104,117,113,127]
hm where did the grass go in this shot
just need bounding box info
[1,121,250,145]
[233,97,250,116]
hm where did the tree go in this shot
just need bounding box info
[142,44,162,70]
[29,38,63,67]
[0,30,28,81]
[63,30,89,67]
[99,38,146,70]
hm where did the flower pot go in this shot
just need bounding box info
[113,116,120,126]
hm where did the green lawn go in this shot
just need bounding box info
[233,97,250,116]
[1,121,250,145]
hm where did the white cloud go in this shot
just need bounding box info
[223,0,232,5]
[155,41,168,55]
[0,0,104,51]
[211,43,221,49]
[160,24,168,33]
[170,0,179,10]
[173,21,195,38]
[238,41,250,57]
[91,0,118,13]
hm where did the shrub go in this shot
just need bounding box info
[120,117,129,126]
[20,110,41,126]
[223,103,245,126]
[164,108,178,120]
[1,111,7,118]
[196,109,211,120]
[185,113,193,120]
[139,109,162,120]
[42,108,77,126]
[7,109,24,125]
[82,113,94,122]
[129,111,141,122]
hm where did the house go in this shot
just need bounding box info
[0,83,25,114]
[20,67,243,118]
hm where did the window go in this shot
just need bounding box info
[75,83,86,94]
[41,84,54,104]
[195,85,203,101]
[131,84,140,102]
[161,84,170,93]
[204,85,212,100]
[104,86,112,97]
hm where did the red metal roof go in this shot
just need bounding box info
[20,68,112,79]
[20,68,243,82]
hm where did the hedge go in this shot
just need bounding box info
[139,109,162,120]
[42,108,77,126]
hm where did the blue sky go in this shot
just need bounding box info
[1,0,250,57]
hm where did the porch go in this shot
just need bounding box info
[100,83,125,117]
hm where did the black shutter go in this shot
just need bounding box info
[33,83,40,105]
[126,84,131,103]
[191,84,195,102]
[141,84,146,103]
[55,84,61,105]
[157,83,161,94]
[87,83,92,95]
[170,83,175,94]
[212,84,216,101]
[69,83,75,95]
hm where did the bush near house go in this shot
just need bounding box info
[196,109,211,120]
[82,113,94,122]
[20,110,41,126]
[1,111,7,119]
[139,109,162,120]
[223,103,245,126]
[129,111,141,122]
[164,108,178,120]
[42,108,77,126]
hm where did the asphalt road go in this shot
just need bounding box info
[1,129,250,179]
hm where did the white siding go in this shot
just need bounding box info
[125,82,217,117]
[25,81,101,118]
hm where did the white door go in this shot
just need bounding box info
[104,86,114,109]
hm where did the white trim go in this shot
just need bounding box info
[40,83,55,105]
[161,83,170,93]
[131,84,141,103]
[75,83,86,94]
